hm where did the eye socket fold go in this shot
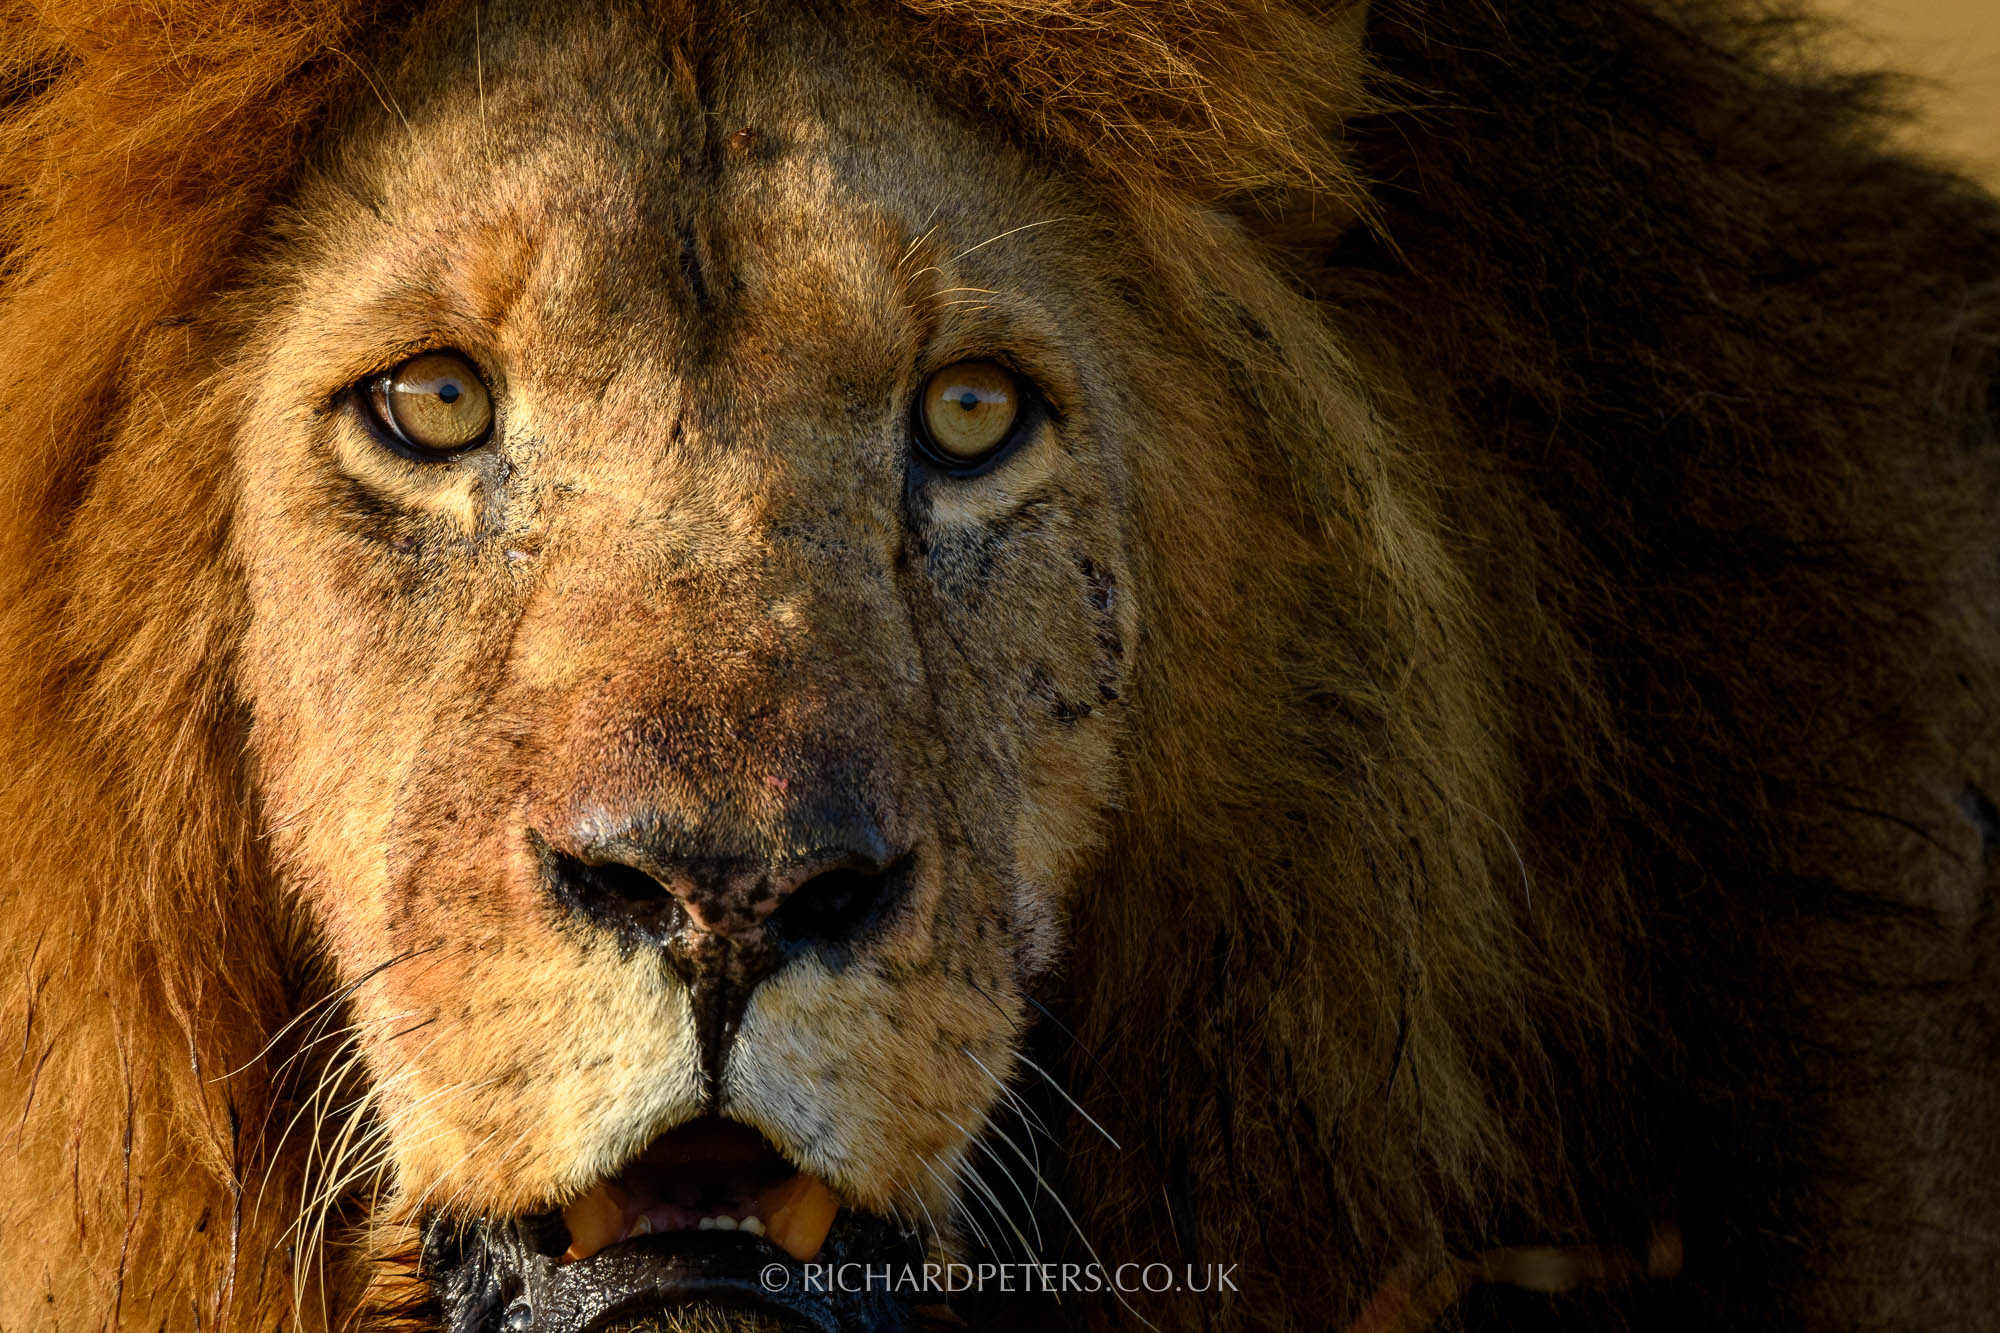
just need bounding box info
[914,360,1025,471]
[360,350,494,457]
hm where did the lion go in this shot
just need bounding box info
[2,0,1997,1328]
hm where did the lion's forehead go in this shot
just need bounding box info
[291,4,1052,368]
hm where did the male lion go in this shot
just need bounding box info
[3,0,1997,1329]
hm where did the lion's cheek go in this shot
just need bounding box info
[359,936,707,1216]
[241,628,506,965]
[1011,723,1124,943]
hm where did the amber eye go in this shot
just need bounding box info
[363,350,494,457]
[916,361,1022,470]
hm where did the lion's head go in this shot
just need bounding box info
[7,0,2000,1330]
[245,0,1163,1295]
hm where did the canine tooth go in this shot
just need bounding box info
[561,1182,627,1263]
[713,1216,738,1231]
[758,1173,841,1262]
[740,1216,766,1237]
[628,1214,653,1238]
[698,1217,717,1231]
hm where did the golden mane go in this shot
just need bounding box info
[4,0,1998,1327]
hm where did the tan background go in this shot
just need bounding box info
[1819,0,1999,180]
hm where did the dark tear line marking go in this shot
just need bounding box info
[679,223,711,312]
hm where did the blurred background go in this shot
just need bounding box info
[1819,0,1998,180]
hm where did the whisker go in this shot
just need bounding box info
[915,1149,995,1258]
[331,48,413,134]
[215,947,438,1082]
[950,1153,1030,1263]
[1018,991,1120,1087]
[1015,1051,1122,1150]
[967,1115,1049,1253]
[977,1114,1158,1332]
[944,1114,1045,1260]
[900,1174,950,1260]
[947,216,1072,265]
[963,1046,1056,1148]
[964,976,1122,1117]
[895,207,945,274]
[295,1088,388,1326]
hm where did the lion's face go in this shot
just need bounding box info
[230,0,1148,1316]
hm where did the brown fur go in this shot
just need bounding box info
[2,2,1997,1331]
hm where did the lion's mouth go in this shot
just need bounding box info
[424,1117,924,1332]
[557,1118,841,1263]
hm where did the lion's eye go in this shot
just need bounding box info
[915,361,1022,470]
[363,350,494,457]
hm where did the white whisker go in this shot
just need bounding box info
[944,1113,1045,1257]
[1015,1051,1122,1149]
[947,216,1072,264]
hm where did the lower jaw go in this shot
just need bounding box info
[425,1209,926,1333]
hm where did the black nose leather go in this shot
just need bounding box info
[538,805,909,1083]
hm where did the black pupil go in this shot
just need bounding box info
[437,382,461,404]
[956,390,978,411]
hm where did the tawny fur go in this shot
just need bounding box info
[2,2,1997,1331]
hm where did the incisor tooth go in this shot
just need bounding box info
[714,1216,739,1231]
[698,1217,717,1231]
[758,1173,841,1262]
[628,1214,653,1238]
[741,1216,767,1237]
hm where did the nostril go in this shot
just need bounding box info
[544,848,687,946]
[574,857,674,907]
[768,855,911,957]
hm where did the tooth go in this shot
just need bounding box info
[757,1173,841,1262]
[714,1216,738,1231]
[698,1217,717,1230]
[740,1217,766,1237]
[561,1182,628,1263]
[628,1214,653,1238]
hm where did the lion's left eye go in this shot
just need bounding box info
[915,361,1024,471]
[360,350,494,458]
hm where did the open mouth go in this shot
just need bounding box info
[424,1117,925,1332]
[557,1118,842,1261]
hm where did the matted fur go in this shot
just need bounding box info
[2,2,1997,1331]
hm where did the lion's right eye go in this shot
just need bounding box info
[361,350,494,458]
[914,361,1025,472]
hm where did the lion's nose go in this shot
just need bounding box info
[536,808,909,1082]
[546,837,907,956]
